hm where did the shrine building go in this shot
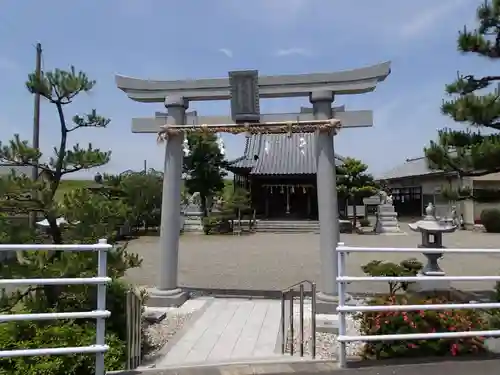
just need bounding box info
[227,132,344,220]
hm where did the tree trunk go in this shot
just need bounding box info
[45,214,63,308]
[352,198,358,227]
[47,215,62,244]
[200,194,208,217]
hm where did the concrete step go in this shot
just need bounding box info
[256,228,320,234]
[256,221,319,225]
[112,358,337,375]
[255,221,320,233]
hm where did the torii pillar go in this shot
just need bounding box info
[115,63,391,309]
[311,91,340,303]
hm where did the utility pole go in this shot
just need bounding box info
[29,42,42,229]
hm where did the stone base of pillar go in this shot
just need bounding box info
[315,292,339,314]
[146,288,189,307]
[408,272,451,293]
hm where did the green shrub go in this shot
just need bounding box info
[486,281,500,329]
[202,215,231,235]
[359,218,371,227]
[480,208,500,233]
[361,259,423,295]
[0,249,147,373]
[54,280,136,343]
[0,319,124,375]
[357,295,488,359]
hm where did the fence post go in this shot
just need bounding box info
[299,284,304,356]
[96,239,108,375]
[311,283,316,359]
[126,290,142,369]
[280,292,286,354]
[337,242,347,368]
[289,291,294,356]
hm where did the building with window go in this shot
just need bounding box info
[380,156,500,226]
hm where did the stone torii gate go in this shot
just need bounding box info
[115,63,391,310]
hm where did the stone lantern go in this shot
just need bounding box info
[408,203,457,291]
[94,172,103,184]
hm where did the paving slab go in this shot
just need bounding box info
[114,358,500,375]
[157,299,284,367]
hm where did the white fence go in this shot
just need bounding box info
[0,239,112,375]
[336,243,500,368]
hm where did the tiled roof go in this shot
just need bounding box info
[229,133,345,175]
[378,157,444,180]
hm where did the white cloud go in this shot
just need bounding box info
[399,0,470,39]
[218,48,233,58]
[275,48,311,57]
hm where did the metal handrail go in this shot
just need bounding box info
[336,243,500,369]
[0,239,111,375]
[281,279,315,292]
[280,280,316,358]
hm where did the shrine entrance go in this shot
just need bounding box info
[115,63,391,310]
[391,186,422,217]
[261,183,317,220]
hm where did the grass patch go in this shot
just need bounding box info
[55,180,93,201]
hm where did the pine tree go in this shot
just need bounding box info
[183,133,227,216]
[337,157,378,227]
[425,0,500,199]
[0,67,111,244]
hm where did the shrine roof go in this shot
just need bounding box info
[228,133,345,175]
[378,157,445,180]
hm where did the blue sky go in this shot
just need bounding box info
[0,0,495,178]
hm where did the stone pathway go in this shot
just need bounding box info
[118,358,500,375]
[157,299,286,367]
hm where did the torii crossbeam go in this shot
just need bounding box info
[115,62,391,311]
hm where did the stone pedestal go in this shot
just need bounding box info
[316,292,339,314]
[375,203,404,234]
[182,213,203,232]
[182,203,203,232]
[408,203,457,294]
[409,272,451,293]
[146,288,189,307]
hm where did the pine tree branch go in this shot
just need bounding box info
[61,163,108,175]
[0,286,43,313]
[66,125,83,132]
[0,196,46,212]
[53,103,68,183]
[0,157,52,174]
[0,134,53,176]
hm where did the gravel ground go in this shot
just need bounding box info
[285,313,362,359]
[285,297,366,359]
[125,231,500,295]
[143,311,193,362]
[141,299,208,365]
